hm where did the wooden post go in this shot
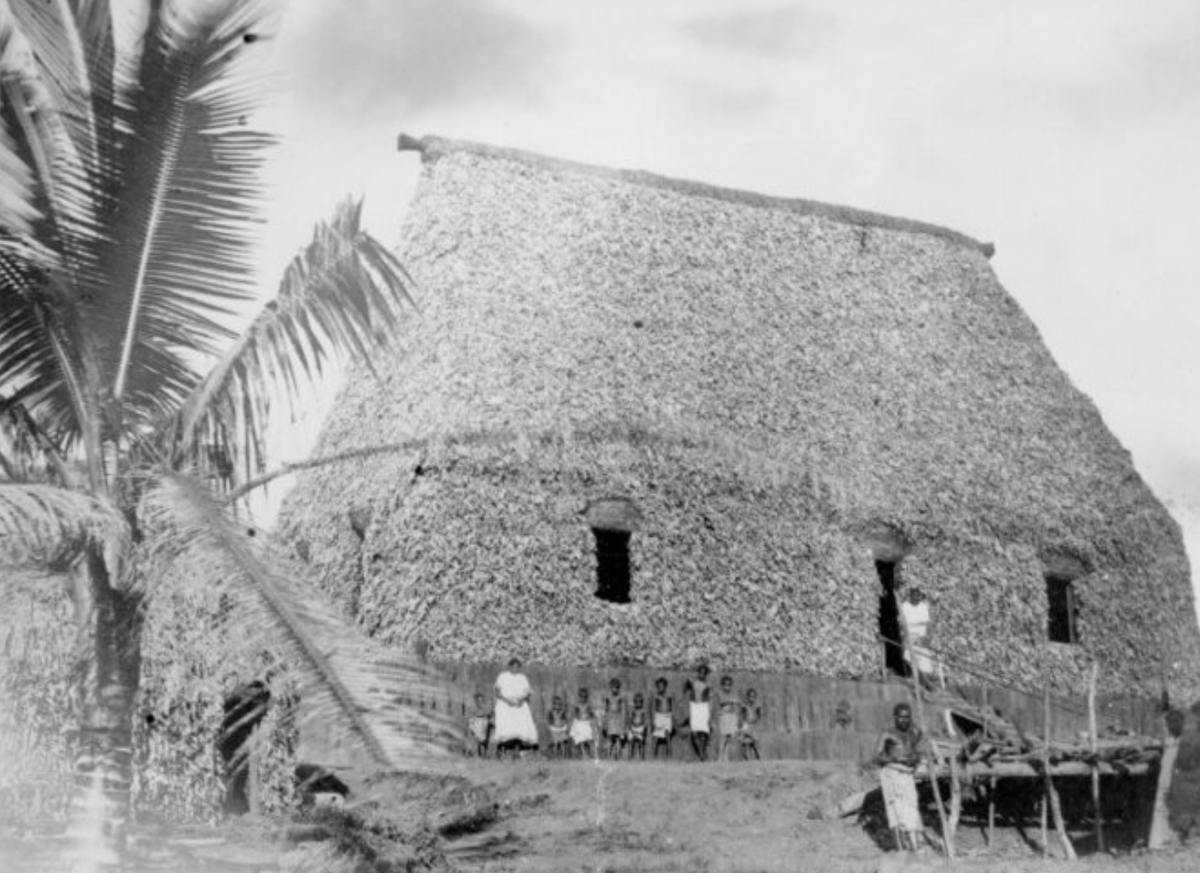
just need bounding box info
[247,724,262,816]
[1087,662,1105,852]
[948,752,963,841]
[1040,795,1049,856]
[1043,687,1078,860]
[987,774,997,847]
[895,592,953,858]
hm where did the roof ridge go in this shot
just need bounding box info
[397,133,994,257]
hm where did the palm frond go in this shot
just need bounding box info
[0,7,108,459]
[0,481,126,569]
[6,0,113,170]
[163,198,417,482]
[0,8,41,238]
[101,0,276,417]
[1,5,108,287]
[0,389,79,486]
[136,472,457,773]
[0,246,90,444]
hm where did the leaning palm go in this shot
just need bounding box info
[0,0,451,866]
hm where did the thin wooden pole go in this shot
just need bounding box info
[1043,686,1078,860]
[987,775,997,847]
[895,592,953,858]
[948,752,963,842]
[1087,662,1105,852]
[1040,795,1049,856]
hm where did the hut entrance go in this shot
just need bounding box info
[218,681,269,815]
[1046,574,1078,644]
[876,560,908,676]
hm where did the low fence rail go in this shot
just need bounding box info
[405,661,1161,761]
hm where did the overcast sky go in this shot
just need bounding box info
[251,1,1199,552]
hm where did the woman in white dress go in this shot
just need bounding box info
[494,657,538,758]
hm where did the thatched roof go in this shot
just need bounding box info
[279,136,1200,701]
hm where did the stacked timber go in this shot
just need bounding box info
[925,687,1161,779]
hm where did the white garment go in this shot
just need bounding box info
[493,670,538,745]
[569,718,595,745]
[900,600,934,673]
[1149,737,1180,849]
[900,600,930,642]
[880,763,923,832]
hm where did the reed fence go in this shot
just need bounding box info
[400,661,1161,761]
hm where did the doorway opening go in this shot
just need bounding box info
[218,681,269,815]
[876,560,908,677]
[1046,575,1079,644]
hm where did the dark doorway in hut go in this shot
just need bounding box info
[876,560,908,676]
[218,681,269,815]
[1046,574,1079,644]
[593,529,632,603]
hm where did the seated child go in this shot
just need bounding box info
[466,692,492,758]
[603,678,628,760]
[569,687,597,759]
[627,693,649,760]
[716,675,740,761]
[547,695,570,759]
[652,677,674,759]
[739,687,762,760]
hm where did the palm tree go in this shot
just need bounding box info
[0,0,451,865]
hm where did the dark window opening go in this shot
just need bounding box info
[593,529,631,603]
[1046,575,1078,644]
[876,560,908,676]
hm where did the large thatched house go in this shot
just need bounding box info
[279,135,1200,700]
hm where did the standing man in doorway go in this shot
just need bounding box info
[900,587,938,689]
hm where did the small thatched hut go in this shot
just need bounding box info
[279,135,1200,700]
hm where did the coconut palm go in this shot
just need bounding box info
[0,0,450,865]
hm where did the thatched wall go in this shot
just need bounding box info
[0,567,296,828]
[279,137,1200,701]
[0,572,75,829]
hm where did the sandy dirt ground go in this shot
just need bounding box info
[2,758,1199,872]
[429,758,1200,873]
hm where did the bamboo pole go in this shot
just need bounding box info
[1040,795,1049,856]
[987,775,997,846]
[948,752,963,840]
[895,592,953,858]
[1088,662,1105,852]
[1043,687,1078,860]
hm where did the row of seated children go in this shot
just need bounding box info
[465,666,763,761]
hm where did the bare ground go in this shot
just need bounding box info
[3,758,1199,872]
[426,758,1200,873]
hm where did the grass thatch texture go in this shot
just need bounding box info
[280,144,1200,702]
[285,431,880,676]
[0,568,296,830]
[133,549,298,824]
[0,572,76,830]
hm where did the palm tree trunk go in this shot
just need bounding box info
[66,548,143,870]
